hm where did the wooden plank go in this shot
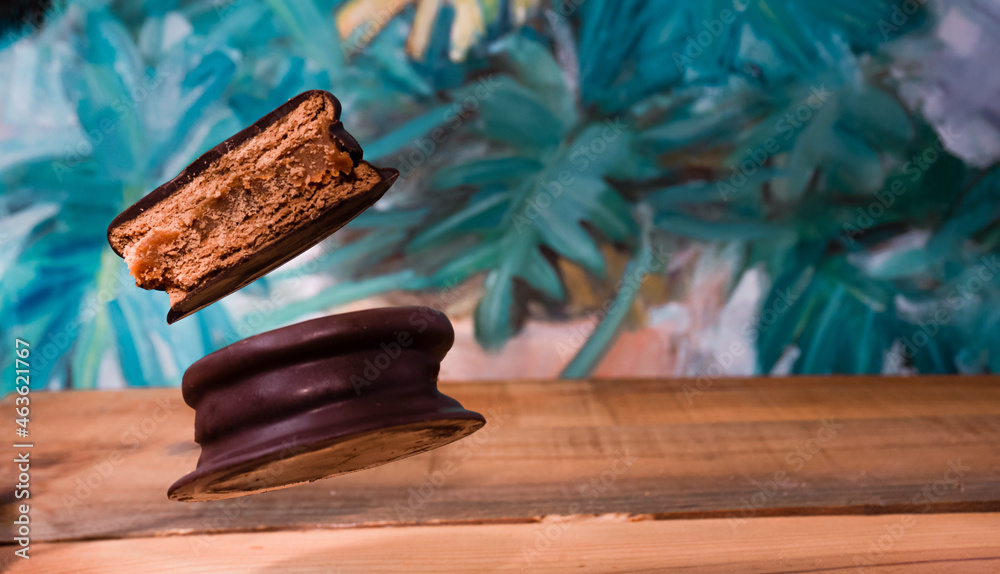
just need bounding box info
[4,513,1000,573]
[1,377,999,542]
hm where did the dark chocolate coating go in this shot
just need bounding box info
[168,306,486,502]
[106,90,397,324]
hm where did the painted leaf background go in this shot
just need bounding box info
[0,0,998,391]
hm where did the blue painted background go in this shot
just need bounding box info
[1,0,998,391]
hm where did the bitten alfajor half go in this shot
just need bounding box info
[168,306,485,502]
[107,90,398,323]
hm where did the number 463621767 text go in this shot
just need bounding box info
[14,339,30,436]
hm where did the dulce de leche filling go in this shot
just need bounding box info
[108,92,372,304]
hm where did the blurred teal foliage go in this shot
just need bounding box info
[1,0,998,391]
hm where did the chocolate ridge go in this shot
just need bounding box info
[194,393,480,467]
[183,306,454,405]
[168,306,486,502]
[192,348,441,443]
[169,401,484,502]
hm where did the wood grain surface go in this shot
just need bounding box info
[0,376,998,572]
[2,377,999,543]
[4,514,999,573]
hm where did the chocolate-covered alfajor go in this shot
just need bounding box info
[107,90,398,323]
[168,306,485,502]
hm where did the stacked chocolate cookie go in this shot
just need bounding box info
[107,91,485,502]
